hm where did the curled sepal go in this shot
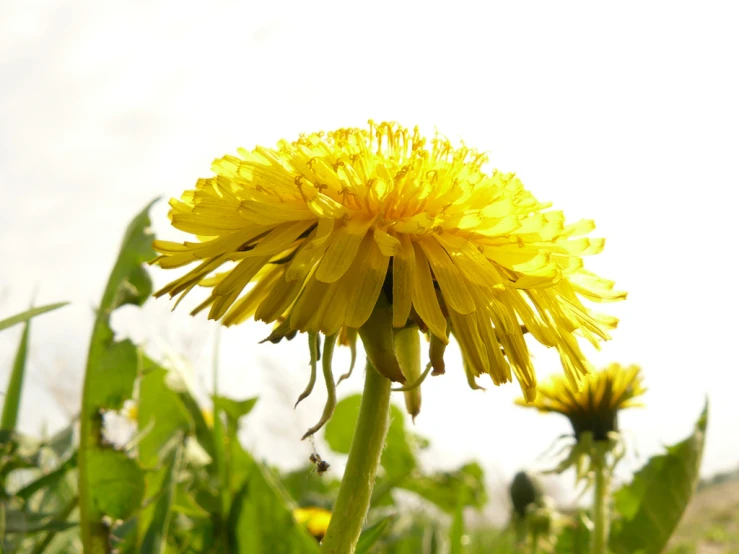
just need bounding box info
[336,327,358,386]
[302,332,338,440]
[357,294,406,383]
[393,324,423,420]
[429,323,451,376]
[295,332,320,408]
[392,363,433,393]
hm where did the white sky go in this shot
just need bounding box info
[1,0,738,506]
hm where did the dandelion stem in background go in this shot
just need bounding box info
[591,443,612,554]
[319,359,391,554]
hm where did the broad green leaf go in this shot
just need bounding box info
[230,461,319,554]
[325,395,416,477]
[383,404,417,477]
[609,401,709,554]
[86,449,145,520]
[555,511,591,554]
[139,440,183,554]
[356,516,396,554]
[78,200,157,553]
[323,395,358,453]
[1,319,30,431]
[450,491,465,554]
[399,462,487,513]
[0,302,67,333]
[212,395,258,425]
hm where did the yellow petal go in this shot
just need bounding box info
[392,234,415,328]
[344,234,390,328]
[411,242,447,340]
[209,256,271,320]
[233,220,314,259]
[419,238,476,315]
[237,200,314,226]
[222,266,282,326]
[286,229,332,282]
[315,218,373,283]
[290,276,333,332]
[373,228,401,256]
[319,283,351,335]
[254,269,304,322]
[448,309,488,377]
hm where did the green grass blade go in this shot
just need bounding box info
[0,303,68,333]
[78,200,157,553]
[356,516,395,554]
[15,452,78,501]
[1,320,30,431]
[29,495,79,554]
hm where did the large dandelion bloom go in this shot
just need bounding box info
[516,363,645,441]
[151,121,624,399]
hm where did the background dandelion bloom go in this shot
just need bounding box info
[294,507,331,541]
[152,121,625,399]
[516,363,645,440]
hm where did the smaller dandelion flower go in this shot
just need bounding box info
[201,408,214,428]
[516,363,645,486]
[294,507,332,541]
[516,363,645,442]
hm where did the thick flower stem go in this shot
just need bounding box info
[320,359,391,554]
[590,447,611,554]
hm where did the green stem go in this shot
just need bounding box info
[591,446,611,554]
[320,358,391,554]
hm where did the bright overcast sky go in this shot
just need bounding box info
[1,1,738,503]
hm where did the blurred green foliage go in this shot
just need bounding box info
[0,202,714,553]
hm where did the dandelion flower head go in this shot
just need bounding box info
[515,363,645,440]
[152,121,625,400]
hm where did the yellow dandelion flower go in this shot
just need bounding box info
[516,363,645,440]
[151,121,625,399]
[201,408,214,428]
[294,507,332,541]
